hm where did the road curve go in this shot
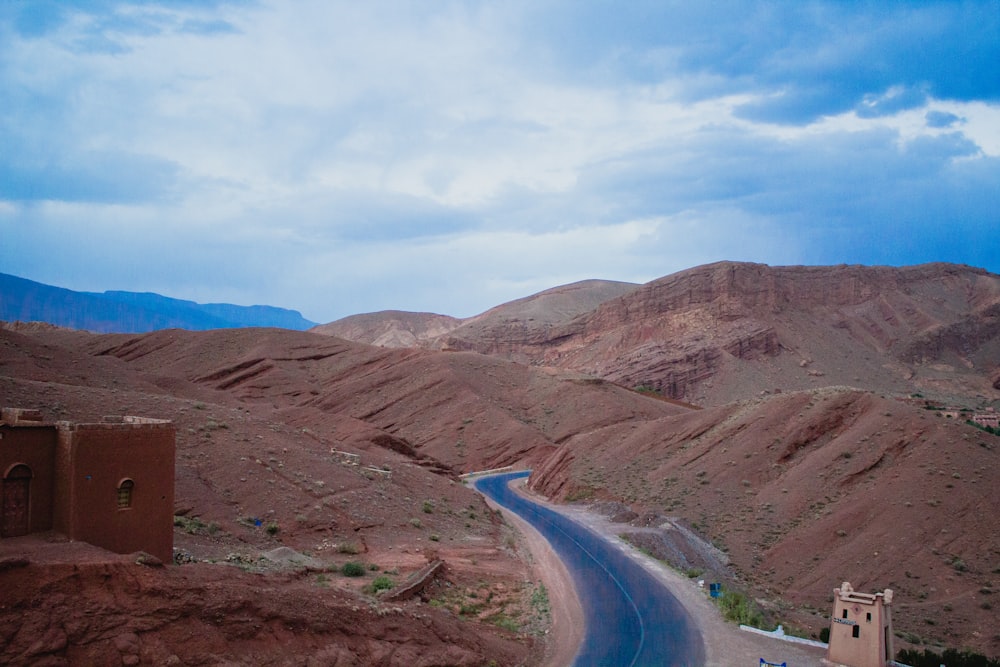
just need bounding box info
[475,471,704,667]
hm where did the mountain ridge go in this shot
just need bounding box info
[325,261,998,407]
[0,272,316,333]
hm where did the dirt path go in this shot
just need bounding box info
[497,478,829,667]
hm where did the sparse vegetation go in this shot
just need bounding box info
[337,542,361,554]
[530,583,550,618]
[966,420,999,437]
[712,584,772,630]
[486,612,519,633]
[565,486,595,502]
[173,515,220,536]
[897,647,1000,667]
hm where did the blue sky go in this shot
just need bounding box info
[1,1,998,323]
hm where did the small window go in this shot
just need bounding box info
[117,479,134,509]
[842,609,848,619]
[852,625,860,638]
[866,612,871,623]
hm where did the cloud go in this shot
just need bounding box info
[0,151,180,203]
[534,1,1000,125]
[925,110,964,128]
[0,1,997,322]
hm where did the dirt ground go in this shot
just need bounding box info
[494,478,829,667]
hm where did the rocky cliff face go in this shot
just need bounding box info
[431,262,1000,406]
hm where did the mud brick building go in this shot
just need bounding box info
[0,407,175,562]
[826,581,894,667]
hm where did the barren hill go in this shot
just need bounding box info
[311,310,462,347]
[313,279,638,350]
[436,262,1000,406]
[529,386,1000,654]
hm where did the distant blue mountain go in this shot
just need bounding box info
[0,272,316,333]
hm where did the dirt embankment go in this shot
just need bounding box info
[0,538,531,667]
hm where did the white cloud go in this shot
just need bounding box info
[1,1,997,323]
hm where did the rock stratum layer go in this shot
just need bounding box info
[427,262,1000,406]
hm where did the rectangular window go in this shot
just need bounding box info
[866,612,871,622]
[852,625,860,638]
[842,609,848,619]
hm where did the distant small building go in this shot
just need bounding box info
[825,582,894,667]
[1,408,175,562]
[972,412,999,429]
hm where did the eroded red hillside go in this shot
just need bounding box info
[433,262,1000,406]
[530,387,1000,654]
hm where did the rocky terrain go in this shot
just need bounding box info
[0,322,688,665]
[313,279,638,356]
[2,261,999,661]
[529,387,1000,654]
[325,262,999,408]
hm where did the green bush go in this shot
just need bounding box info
[712,585,771,629]
[341,561,365,577]
[897,648,1000,667]
[367,575,394,593]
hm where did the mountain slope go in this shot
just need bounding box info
[438,262,1000,406]
[313,279,638,351]
[529,386,1000,654]
[0,272,316,333]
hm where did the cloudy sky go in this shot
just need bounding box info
[1,1,998,323]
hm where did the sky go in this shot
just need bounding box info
[1,1,998,323]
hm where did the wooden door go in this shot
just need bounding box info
[1,465,31,537]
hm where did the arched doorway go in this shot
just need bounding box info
[2,464,32,537]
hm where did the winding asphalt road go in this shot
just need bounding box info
[475,471,704,667]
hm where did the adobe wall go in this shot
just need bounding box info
[56,420,175,562]
[0,423,57,534]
